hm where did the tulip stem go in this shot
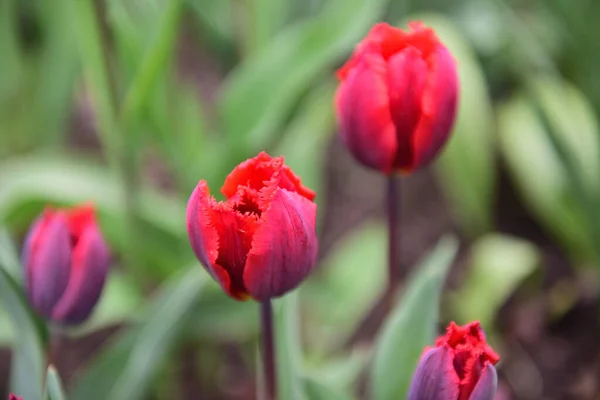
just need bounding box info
[386,175,401,308]
[260,300,277,400]
[47,329,64,378]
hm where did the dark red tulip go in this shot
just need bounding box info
[335,22,458,174]
[22,204,110,325]
[186,152,318,301]
[408,321,500,400]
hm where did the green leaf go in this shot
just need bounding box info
[0,304,15,346]
[243,0,291,56]
[0,259,45,400]
[497,77,599,261]
[0,0,23,103]
[108,268,206,400]
[69,0,121,167]
[121,0,183,124]
[274,292,307,400]
[70,268,206,400]
[33,0,78,146]
[487,0,559,76]
[46,366,67,400]
[304,377,355,400]
[529,78,600,193]
[301,221,387,352]
[219,0,391,157]
[69,332,137,400]
[304,350,369,396]
[0,228,21,281]
[407,14,496,235]
[188,0,234,55]
[370,236,458,400]
[449,234,539,328]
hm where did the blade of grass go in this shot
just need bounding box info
[0,268,45,400]
[0,0,22,102]
[46,366,67,400]
[69,0,121,168]
[527,86,600,265]
[120,0,183,125]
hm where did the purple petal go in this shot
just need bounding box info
[408,346,460,400]
[51,223,110,324]
[469,363,498,400]
[23,212,71,318]
[243,189,318,300]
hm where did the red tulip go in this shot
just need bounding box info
[335,22,458,174]
[186,152,318,300]
[408,321,499,400]
[8,394,22,400]
[22,204,110,324]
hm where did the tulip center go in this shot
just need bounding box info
[438,322,499,400]
[233,192,263,217]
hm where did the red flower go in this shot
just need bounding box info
[186,152,318,300]
[335,22,458,174]
[8,394,22,400]
[22,204,111,324]
[408,321,500,400]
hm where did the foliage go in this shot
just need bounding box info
[0,0,599,398]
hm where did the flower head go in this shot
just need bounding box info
[408,321,500,400]
[9,394,22,400]
[335,22,458,174]
[22,204,111,325]
[186,152,318,300]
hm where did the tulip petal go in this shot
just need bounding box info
[243,189,318,300]
[387,47,428,170]
[221,152,315,201]
[187,180,260,300]
[468,363,498,400]
[186,181,219,269]
[408,346,460,400]
[335,52,398,173]
[410,46,458,170]
[51,224,111,324]
[22,212,71,318]
[337,23,406,80]
[208,207,257,299]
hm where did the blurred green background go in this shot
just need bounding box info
[1,0,599,399]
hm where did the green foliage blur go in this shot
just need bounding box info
[1,0,599,399]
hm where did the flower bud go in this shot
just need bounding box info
[22,204,111,325]
[186,152,318,301]
[9,394,22,400]
[335,22,458,174]
[408,321,499,400]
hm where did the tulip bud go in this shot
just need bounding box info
[9,394,22,400]
[22,204,111,325]
[186,152,318,301]
[408,321,499,400]
[335,22,458,174]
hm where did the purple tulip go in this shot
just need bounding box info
[22,204,110,325]
[408,321,500,400]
